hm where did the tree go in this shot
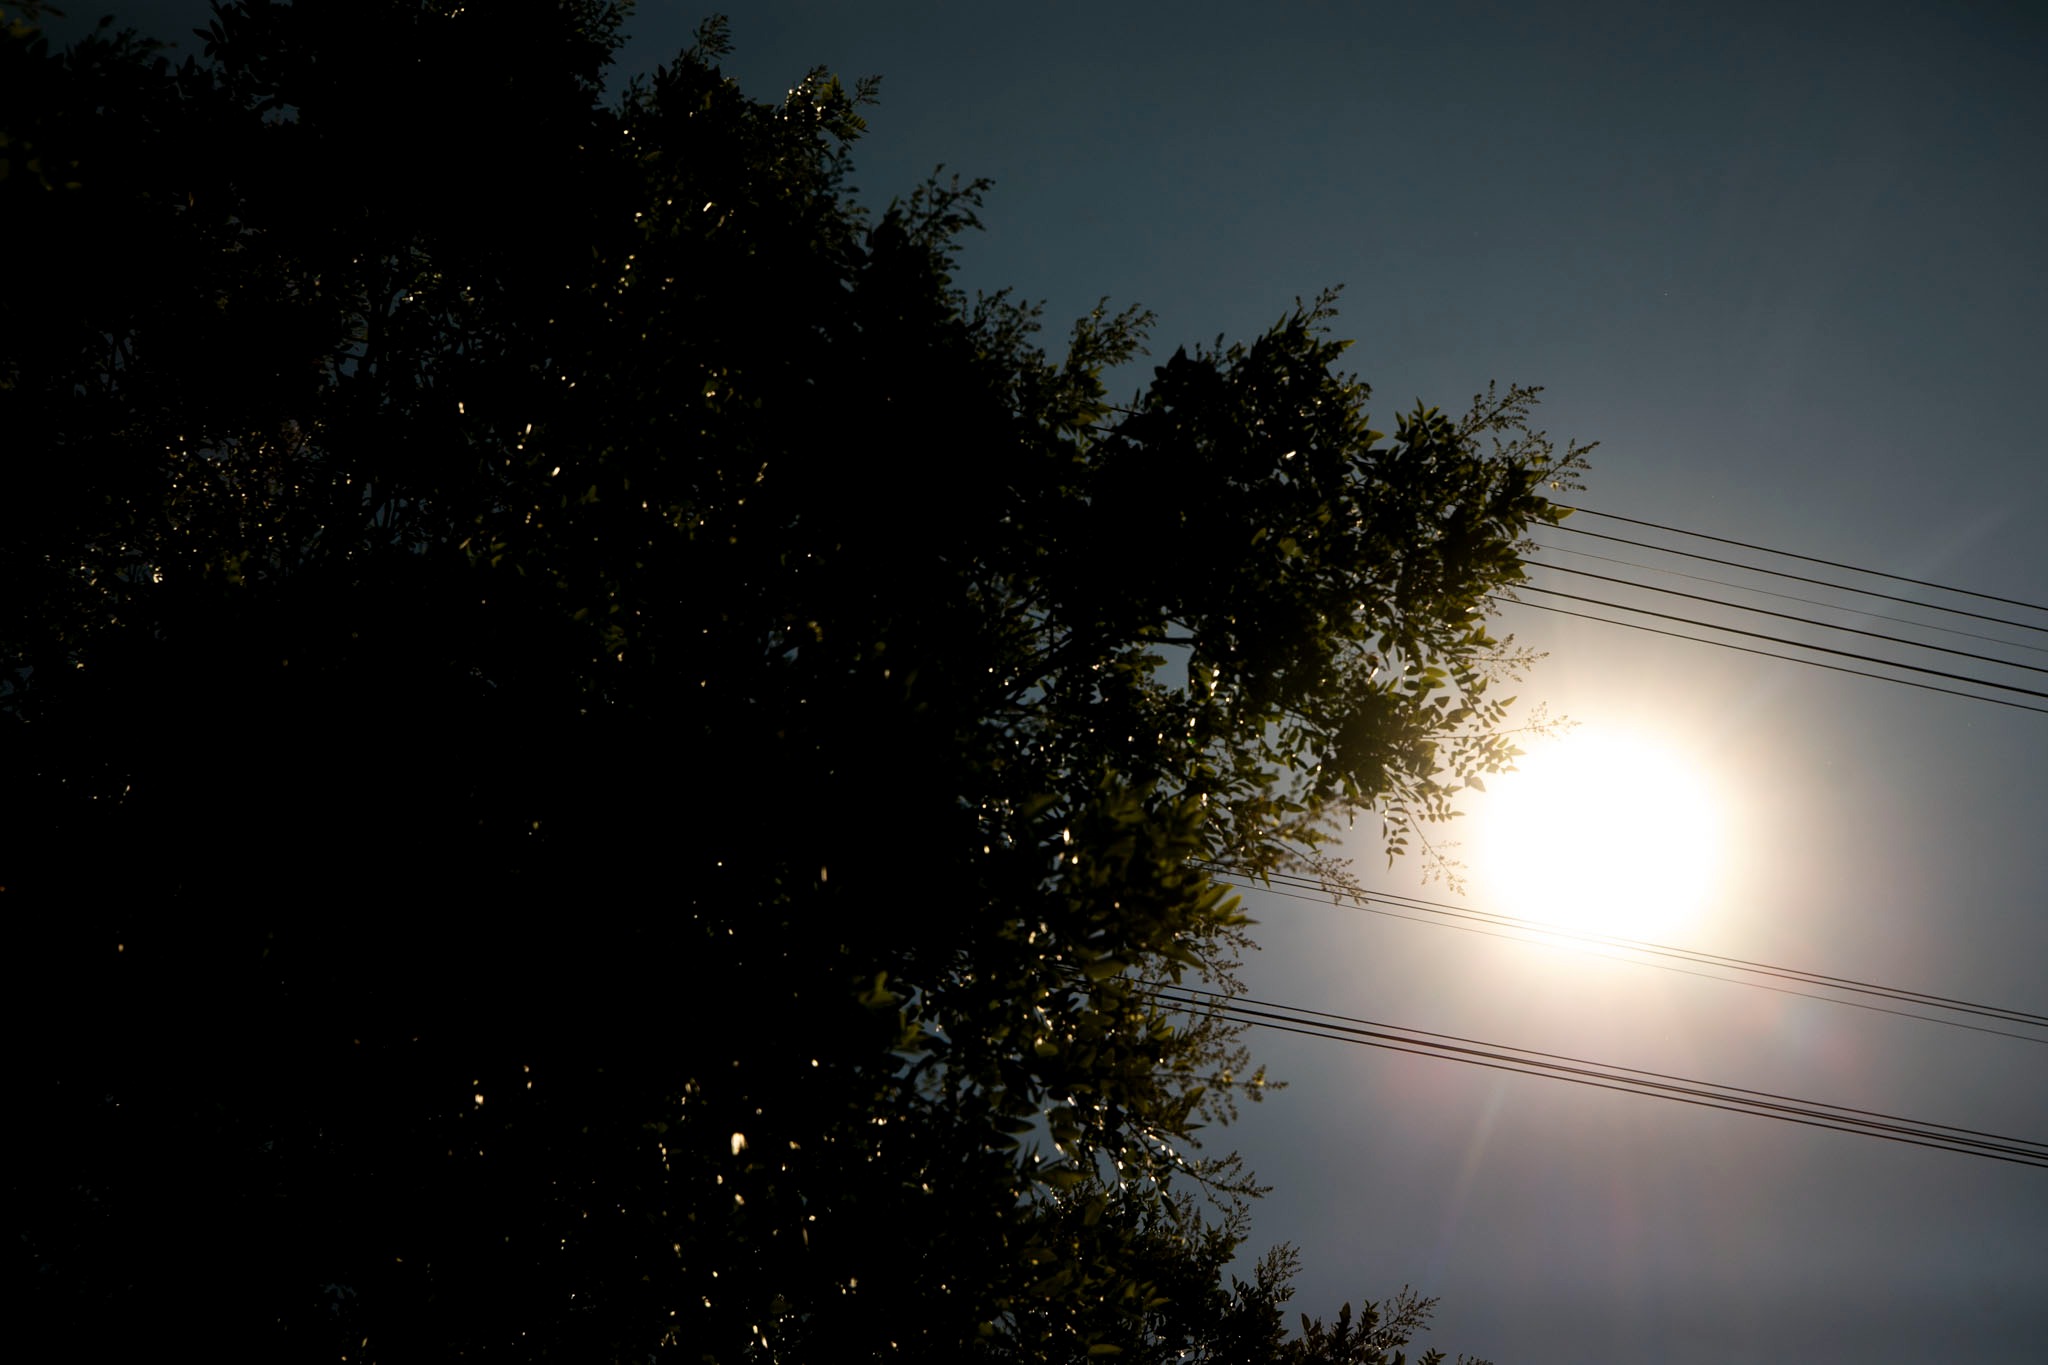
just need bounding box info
[4,4,1581,1360]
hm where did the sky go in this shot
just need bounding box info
[48,3,2048,1360]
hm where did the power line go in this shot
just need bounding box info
[1509,583,2048,701]
[1146,984,2048,1169]
[1220,1007,2048,1168]
[1518,560,2048,679]
[1247,875,2048,1024]
[1494,596,2048,716]
[1555,506,2048,617]
[1160,985,2048,1165]
[1207,866,2048,1032]
[1500,512,2048,707]
[1544,523,2048,636]
[1524,541,2048,657]
[1209,988,2047,1153]
[1210,878,2048,1045]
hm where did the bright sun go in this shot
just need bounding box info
[1471,724,1723,943]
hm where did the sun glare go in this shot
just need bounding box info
[1471,724,1722,943]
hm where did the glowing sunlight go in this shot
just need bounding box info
[1471,723,1724,943]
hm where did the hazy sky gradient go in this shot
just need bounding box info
[49,4,2048,1359]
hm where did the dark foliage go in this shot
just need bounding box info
[4,4,1573,1359]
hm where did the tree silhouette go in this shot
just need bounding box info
[5,5,1579,1359]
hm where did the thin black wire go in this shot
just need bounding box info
[1142,974,2042,1150]
[1526,541,2048,656]
[1213,879,2047,1045]
[1158,992,2048,1165]
[1557,506,2048,616]
[1237,1013,2047,1164]
[1145,985,2048,1167]
[1518,560,2048,679]
[1512,584,2048,700]
[1548,523,2048,637]
[1199,1008,2048,1170]
[1201,988,2048,1153]
[1227,866,2048,1027]
[1495,596,2048,716]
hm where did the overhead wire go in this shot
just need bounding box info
[1541,522,2048,636]
[1204,877,2048,1045]
[1515,560,2048,679]
[1207,866,2048,1029]
[1503,509,2048,710]
[1208,988,2046,1154]
[1553,506,2048,617]
[1142,984,2048,1169]
[1231,1010,2045,1166]
[1493,596,2048,715]
[1506,583,2048,702]
[1522,540,2048,657]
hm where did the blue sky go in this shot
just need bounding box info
[49,3,2048,1359]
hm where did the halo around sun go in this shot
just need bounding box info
[1470,723,1724,943]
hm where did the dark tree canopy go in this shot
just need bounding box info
[4,4,1575,1360]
